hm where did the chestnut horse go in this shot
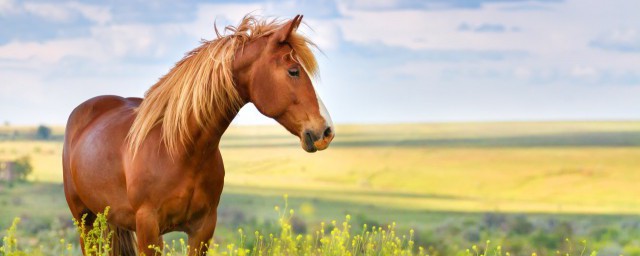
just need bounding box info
[62,15,334,255]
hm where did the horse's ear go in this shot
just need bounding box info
[272,15,303,44]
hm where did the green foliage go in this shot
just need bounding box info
[35,126,51,141]
[149,195,422,255]
[1,197,604,256]
[12,156,33,182]
[72,207,113,256]
[1,218,24,256]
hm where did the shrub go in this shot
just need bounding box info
[35,125,51,140]
[13,156,33,182]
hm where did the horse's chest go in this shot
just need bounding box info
[162,184,220,232]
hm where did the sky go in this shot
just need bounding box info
[0,0,639,125]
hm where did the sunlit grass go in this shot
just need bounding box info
[1,196,600,256]
[1,122,640,213]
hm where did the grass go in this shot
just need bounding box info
[2,182,638,255]
[2,121,639,213]
[0,197,427,256]
[1,121,639,254]
[0,141,63,182]
[2,196,602,256]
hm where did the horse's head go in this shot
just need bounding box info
[234,15,334,152]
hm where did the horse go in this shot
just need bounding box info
[62,14,334,255]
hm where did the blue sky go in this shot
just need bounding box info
[1,0,639,125]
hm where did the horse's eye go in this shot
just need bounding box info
[288,68,300,77]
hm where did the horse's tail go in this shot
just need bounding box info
[109,224,137,256]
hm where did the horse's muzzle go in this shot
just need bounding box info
[302,126,334,153]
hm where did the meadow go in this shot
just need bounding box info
[1,121,640,255]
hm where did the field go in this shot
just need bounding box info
[1,121,640,255]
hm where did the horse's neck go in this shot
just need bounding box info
[184,42,257,158]
[186,110,238,158]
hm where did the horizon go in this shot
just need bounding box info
[4,119,640,128]
[1,0,639,125]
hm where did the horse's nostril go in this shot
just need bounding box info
[323,127,332,138]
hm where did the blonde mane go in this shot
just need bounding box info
[127,15,319,159]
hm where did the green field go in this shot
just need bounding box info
[2,121,640,255]
[3,121,640,213]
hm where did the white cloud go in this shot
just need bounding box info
[178,3,341,51]
[184,3,265,40]
[67,2,112,25]
[0,2,338,65]
[513,67,532,79]
[333,0,640,86]
[23,2,73,22]
[90,24,181,58]
[0,38,99,63]
[590,28,640,52]
[11,1,111,24]
[571,66,597,78]
[1,0,639,125]
[342,0,401,10]
[299,19,341,50]
[335,0,637,56]
[336,2,566,52]
[0,0,18,14]
[0,23,179,64]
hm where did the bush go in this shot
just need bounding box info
[35,126,51,140]
[13,156,33,182]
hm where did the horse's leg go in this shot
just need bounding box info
[135,207,162,256]
[63,180,96,255]
[187,212,218,256]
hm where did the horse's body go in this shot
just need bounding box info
[63,15,333,255]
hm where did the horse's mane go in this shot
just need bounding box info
[127,15,318,158]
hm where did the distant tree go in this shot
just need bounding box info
[36,125,52,140]
[13,156,33,181]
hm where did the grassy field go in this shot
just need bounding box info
[1,121,640,255]
[2,121,640,214]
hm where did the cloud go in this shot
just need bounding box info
[1,0,639,125]
[23,2,74,22]
[181,3,264,40]
[178,3,342,50]
[0,38,97,63]
[590,28,640,53]
[457,22,519,33]
[0,2,340,65]
[67,2,112,25]
[0,23,184,65]
[336,3,547,51]
[264,0,341,18]
[342,0,563,11]
[3,1,112,24]
[333,0,640,89]
[474,23,506,33]
[0,0,18,14]
[90,24,181,58]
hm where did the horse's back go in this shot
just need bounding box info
[64,95,140,146]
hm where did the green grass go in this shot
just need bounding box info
[2,121,638,213]
[1,121,639,255]
[2,182,638,255]
[2,196,604,256]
